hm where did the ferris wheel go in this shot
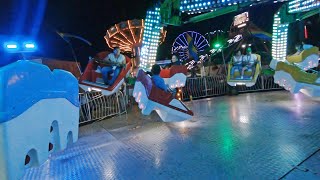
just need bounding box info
[172,31,209,62]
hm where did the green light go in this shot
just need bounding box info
[214,43,222,49]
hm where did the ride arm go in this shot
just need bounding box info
[94,55,116,66]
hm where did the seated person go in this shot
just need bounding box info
[293,43,303,56]
[171,54,182,66]
[302,39,313,50]
[150,64,178,97]
[241,47,257,79]
[230,50,243,78]
[99,47,126,86]
[151,64,168,91]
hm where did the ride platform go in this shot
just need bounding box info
[23,91,320,179]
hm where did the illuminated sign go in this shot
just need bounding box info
[140,7,162,71]
[179,1,289,15]
[227,34,243,46]
[234,12,249,28]
[288,0,320,13]
[185,34,242,69]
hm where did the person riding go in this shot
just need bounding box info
[293,43,303,55]
[230,50,243,79]
[171,54,182,66]
[241,47,257,79]
[151,64,168,91]
[302,39,313,50]
[99,47,126,86]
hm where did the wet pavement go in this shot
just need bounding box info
[23,91,320,179]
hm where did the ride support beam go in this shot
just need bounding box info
[186,2,253,24]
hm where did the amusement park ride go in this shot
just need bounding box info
[0,41,79,179]
[270,0,320,97]
[0,0,319,179]
[158,0,320,94]
[78,0,320,123]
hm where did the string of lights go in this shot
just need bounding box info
[288,0,320,13]
[140,7,162,71]
[271,12,288,61]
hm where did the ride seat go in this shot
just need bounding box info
[160,65,188,78]
[287,47,319,63]
[232,54,261,78]
[92,59,130,83]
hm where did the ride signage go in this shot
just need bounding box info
[234,12,249,28]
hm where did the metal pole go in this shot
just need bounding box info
[221,49,228,75]
[261,75,265,90]
[204,76,208,97]
[68,43,83,75]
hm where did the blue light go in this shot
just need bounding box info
[23,42,37,52]
[6,44,18,49]
[3,41,37,53]
[25,43,35,49]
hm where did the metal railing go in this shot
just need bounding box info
[79,91,127,124]
[78,75,282,123]
[182,75,283,101]
[182,75,227,100]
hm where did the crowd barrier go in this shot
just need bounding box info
[79,91,127,124]
[78,75,282,123]
[182,75,283,101]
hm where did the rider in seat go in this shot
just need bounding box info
[151,64,168,91]
[230,50,243,79]
[151,64,177,96]
[302,39,313,50]
[241,47,257,79]
[293,43,303,56]
[171,54,183,66]
[99,47,126,86]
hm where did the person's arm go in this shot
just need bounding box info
[103,54,110,62]
[121,55,126,67]
[99,54,113,65]
[231,56,235,65]
[116,55,126,67]
[160,79,168,92]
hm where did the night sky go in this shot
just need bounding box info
[1,0,157,66]
[0,0,289,67]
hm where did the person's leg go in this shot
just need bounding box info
[101,66,112,84]
[246,67,253,79]
[241,66,247,78]
[237,66,243,76]
[234,65,242,78]
[231,66,236,77]
[109,67,122,86]
[252,66,256,77]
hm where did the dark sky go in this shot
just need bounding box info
[0,0,157,65]
[1,0,284,67]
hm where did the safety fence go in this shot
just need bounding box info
[182,75,283,101]
[79,75,282,124]
[79,91,127,125]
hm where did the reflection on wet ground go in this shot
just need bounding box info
[24,91,320,179]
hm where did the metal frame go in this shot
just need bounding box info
[79,90,127,125]
[182,75,283,101]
